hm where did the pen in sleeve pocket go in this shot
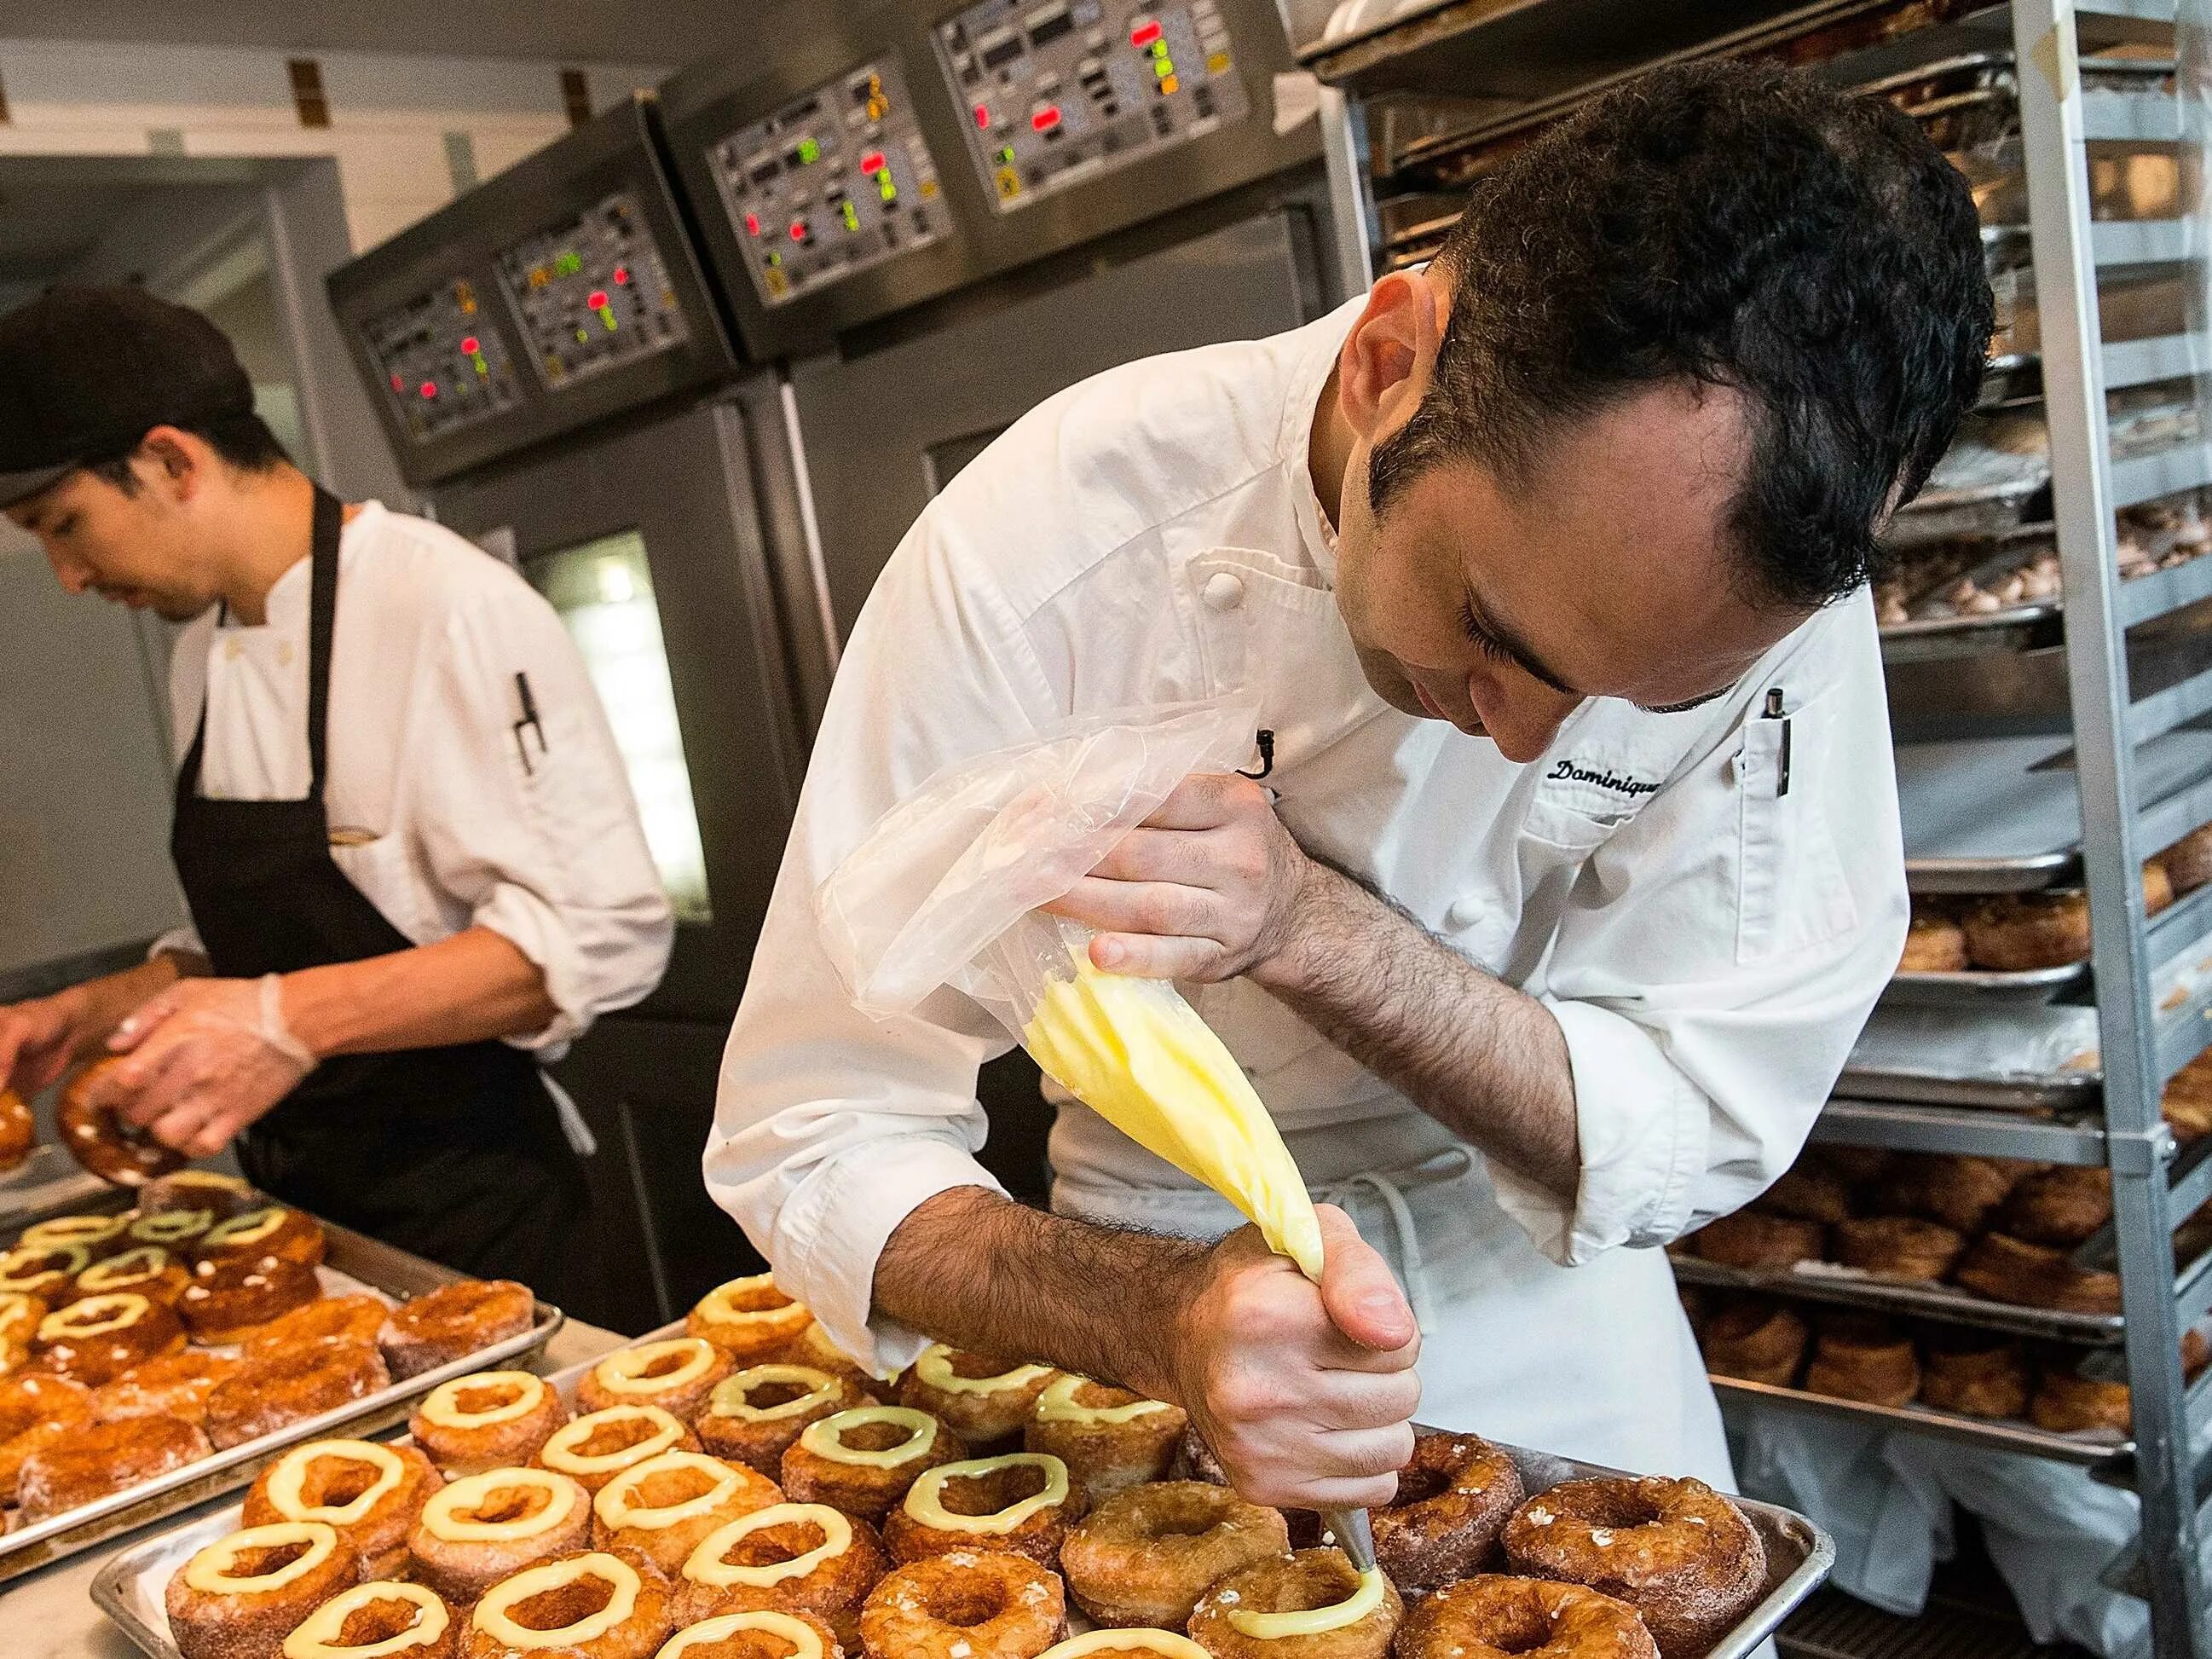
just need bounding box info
[1763,686,1791,797]
[512,672,547,774]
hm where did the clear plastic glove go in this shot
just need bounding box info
[96,975,317,1158]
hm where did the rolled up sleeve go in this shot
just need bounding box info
[1489,601,1909,1264]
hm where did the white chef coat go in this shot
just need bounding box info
[709,297,1908,1476]
[153,501,673,1055]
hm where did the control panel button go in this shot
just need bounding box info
[494,188,692,392]
[361,277,523,444]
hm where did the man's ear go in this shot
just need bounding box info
[136,427,204,504]
[1336,268,1449,445]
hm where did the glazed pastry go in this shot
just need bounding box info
[0,1370,92,1501]
[898,1346,1058,1448]
[1953,1233,2122,1314]
[2031,1363,2133,1434]
[205,1339,391,1450]
[0,1242,89,1301]
[378,1279,534,1380]
[537,1403,701,1493]
[1188,1549,1402,1659]
[700,1364,872,1477]
[198,1205,326,1269]
[781,1406,967,1520]
[140,1169,259,1219]
[280,1581,458,1659]
[130,1207,215,1251]
[1695,1296,1806,1387]
[1500,1477,1765,1659]
[1829,1216,1965,1281]
[178,1255,321,1344]
[17,1412,211,1522]
[1751,1156,1856,1225]
[674,1500,892,1646]
[1803,1315,1920,1408]
[459,1548,674,1658]
[1392,1575,1657,1659]
[690,1274,817,1361]
[1897,910,1967,973]
[859,1551,1066,1659]
[0,1087,31,1174]
[166,1521,360,1659]
[1956,876,2165,970]
[1369,1431,1524,1591]
[409,1465,593,1603]
[244,1438,445,1578]
[1060,1481,1291,1629]
[0,1291,43,1350]
[30,1290,186,1384]
[59,1056,185,1185]
[1022,1376,1187,1504]
[784,1322,898,1402]
[410,1369,569,1476]
[1999,1165,2113,1248]
[90,1348,241,1427]
[1873,1154,2030,1235]
[882,1453,1084,1569]
[578,1337,734,1419]
[1919,1329,2031,1420]
[245,1294,390,1360]
[590,1447,784,1575]
[1687,1212,1823,1272]
[20,1211,135,1260]
[656,1610,843,1659]
[75,1245,190,1305]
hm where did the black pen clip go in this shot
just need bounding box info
[1763,687,1791,797]
[512,671,546,775]
[1236,728,1276,782]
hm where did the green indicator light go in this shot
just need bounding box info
[1152,38,1169,57]
[997,144,1015,165]
[474,357,488,377]
[553,250,583,276]
[600,305,617,330]
[797,137,821,165]
[840,199,860,230]
[574,327,588,343]
[1155,57,1173,78]
[766,251,783,266]
[881,178,898,204]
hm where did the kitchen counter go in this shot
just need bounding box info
[9,1315,627,1654]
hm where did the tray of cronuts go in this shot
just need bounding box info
[93,1274,1834,1659]
[0,1173,560,1584]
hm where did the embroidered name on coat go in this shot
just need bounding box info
[1546,759,1659,798]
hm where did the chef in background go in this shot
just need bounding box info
[0,286,672,1306]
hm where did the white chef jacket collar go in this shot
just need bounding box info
[1277,298,1365,589]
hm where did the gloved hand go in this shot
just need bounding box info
[95,975,317,1158]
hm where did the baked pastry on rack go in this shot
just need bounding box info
[1998,1165,2113,1248]
[1918,1328,2031,1420]
[1060,1482,1290,1629]
[1685,1211,1823,1273]
[1830,1216,1966,1282]
[1872,1154,2030,1236]
[1897,909,1967,973]
[2157,823,2212,894]
[1803,1315,1920,1408]
[1695,1296,1807,1386]
[1187,1548,1403,1659]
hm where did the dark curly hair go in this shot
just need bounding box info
[1366,58,1993,610]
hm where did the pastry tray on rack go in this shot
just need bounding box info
[1882,962,2090,1007]
[0,1142,113,1232]
[1707,1373,2127,1467]
[1672,1252,2124,1343]
[90,1325,1838,1659]
[0,1212,563,1587]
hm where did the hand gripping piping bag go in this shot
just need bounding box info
[815,693,1323,1279]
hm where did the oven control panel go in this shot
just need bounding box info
[707,56,955,308]
[496,188,692,390]
[360,278,523,443]
[931,0,1248,211]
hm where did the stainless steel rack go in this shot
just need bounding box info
[1304,0,2212,1647]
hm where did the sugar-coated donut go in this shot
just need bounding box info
[413,1369,570,1476]
[460,1547,674,1659]
[20,1210,136,1260]
[580,1338,734,1420]
[1803,1316,1920,1408]
[281,1581,458,1659]
[1953,1232,2122,1314]
[410,1465,594,1603]
[1688,1213,1822,1273]
[540,1403,702,1493]
[0,1290,43,1349]
[245,1437,444,1578]
[1023,1377,1186,1504]
[700,1365,871,1477]
[31,1290,186,1384]
[1389,1575,1657,1659]
[656,1609,844,1659]
[1829,1216,1964,1282]
[1897,912,1967,974]
[690,1275,817,1362]
[60,1056,186,1186]
[858,1550,1066,1659]
[0,1087,32,1173]
[899,1347,1058,1448]
[1749,1160,1854,1226]
[380,1279,536,1380]
[91,1347,241,1427]
[1038,1635,1211,1659]
[205,1339,392,1450]
[2031,1364,2133,1434]
[167,1521,361,1659]
[1372,1431,1524,1591]
[1500,1477,1765,1659]
[0,1369,91,1501]
[0,1241,89,1301]
[884,1453,1085,1569]
[1695,1296,1806,1387]
[18,1411,211,1522]
[781,1406,967,1519]
[141,1169,260,1219]
[592,1448,784,1575]
[1918,1330,2031,1420]
[1874,1156,2030,1236]
[247,1294,390,1361]
[179,1254,321,1345]
[199,1205,327,1269]
[1998,1166,2113,1249]
[75,1244,190,1306]
[674,1500,892,1646]
[1060,1481,1291,1629]
[1188,1549,1402,1659]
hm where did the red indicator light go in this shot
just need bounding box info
[1031,104,1061,131]
[859,150,887,176]
[744,211,761,235]
[419,380,437,399]
[973,102,990,128]
[1129,19,1162,46]
[612,265,630,285]
[587,289,609,310]
[459,335,480,356]
[389,373,403,391]
[789,219,808,241]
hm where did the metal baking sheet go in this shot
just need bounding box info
[94,1327,1834,1659]
[1672,1252,2122,1343]
[0,1144,113,1232]
[1709,1373,2126,1467]
[0,1217,563,1585]
[1882,961,2090,1006]
[1904,851,2082,893]
[1832,1066,2099,1111]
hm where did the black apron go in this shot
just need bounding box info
[169,488,598,1308]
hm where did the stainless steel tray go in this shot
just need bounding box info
[94,1325,1834,1659]
[1672,1252,2122,1343]
[1833,1064,2099,1112]
[0,1143,113,1231]
[1882,961,2090,1006]
[1709,1374,2126,1468]
[1904,851,2082,893]
[0,1217,563,1585]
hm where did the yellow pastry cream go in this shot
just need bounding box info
[1021,954,1324,1279]
[1226,1568,1389,1639]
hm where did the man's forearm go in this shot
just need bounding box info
[874,1185,1207,1400]
[280,927,559,1060]
[1255,862,1581,1199]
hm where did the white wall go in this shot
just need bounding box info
[0,38,669,251]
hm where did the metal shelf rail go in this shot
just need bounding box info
[1302,0,2212,1647]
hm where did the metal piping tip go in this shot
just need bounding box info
[1321,1506,1377,1574]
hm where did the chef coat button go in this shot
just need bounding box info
[223,639,242,662]
[1447,896,1485,930]
[1202,572,1245,612]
